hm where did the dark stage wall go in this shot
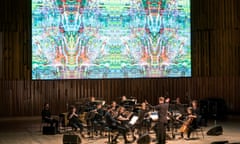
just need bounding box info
[0,0,240,116]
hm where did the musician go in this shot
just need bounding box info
[191,100,200,116]
[174,97,185,114]
[92,103,105,125]
[119,95,127,106]
[137,102,149,120]
[116,106,133,125]
[41,103,60,133]
[192,99,207,126]
[149,96,169,144]
[136,102,151,133]
[105,108,130,143]
[168,97,185,123]
[175,97,180,104]
[179,107,197,139]
[109,101,119,118]
[87,103,105,136]
[110,101,118,111]
[67,105,85,137]
[85,96,97,112]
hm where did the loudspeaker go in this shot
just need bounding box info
[63,134,81,144]
[42,126,56,135]
[137,134,151,144]
[207,126,223,136]
[211,141,228,144]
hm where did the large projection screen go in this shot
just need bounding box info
[32,0,191,79]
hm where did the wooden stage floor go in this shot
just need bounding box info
[0,116,239,144]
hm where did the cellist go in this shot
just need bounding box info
[179,107,197,139]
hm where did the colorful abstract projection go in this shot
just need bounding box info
[32,0,191,79]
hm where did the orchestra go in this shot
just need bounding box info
[55,95,204,143]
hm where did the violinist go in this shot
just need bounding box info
[105,107,130,143]
[116,106,132,125]
[111,101,118,110]
[109,101,119,118]
[179,107,197,139]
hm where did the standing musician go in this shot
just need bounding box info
[179,107,197,139]
[147,96,169,144]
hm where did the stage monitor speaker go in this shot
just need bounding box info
[210,141,228,144]
[137,134,151,144]
[207,126,223,136]
[63,134,81,144]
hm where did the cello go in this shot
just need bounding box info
[179,116,194,133]
[179,107,197,133]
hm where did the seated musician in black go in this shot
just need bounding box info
[91,103,106,135]
[93,103,105,124]
[175,97,186,114]
[110,101,118,111]
[67,105,85,137]
[191,100,202,126]
[41,103,60,133]
[105,108,130,143]
[119,95,127,107]
[85,96,97,112]
[136,102,151,134]
[179,107,197,139]
[120,95,137,109]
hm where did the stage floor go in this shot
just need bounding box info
[0,116,239,144]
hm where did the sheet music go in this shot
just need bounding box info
[129,115,139,125]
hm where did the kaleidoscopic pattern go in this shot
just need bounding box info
[32,0,191,79]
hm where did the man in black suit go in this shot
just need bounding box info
[152,97,169,144]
